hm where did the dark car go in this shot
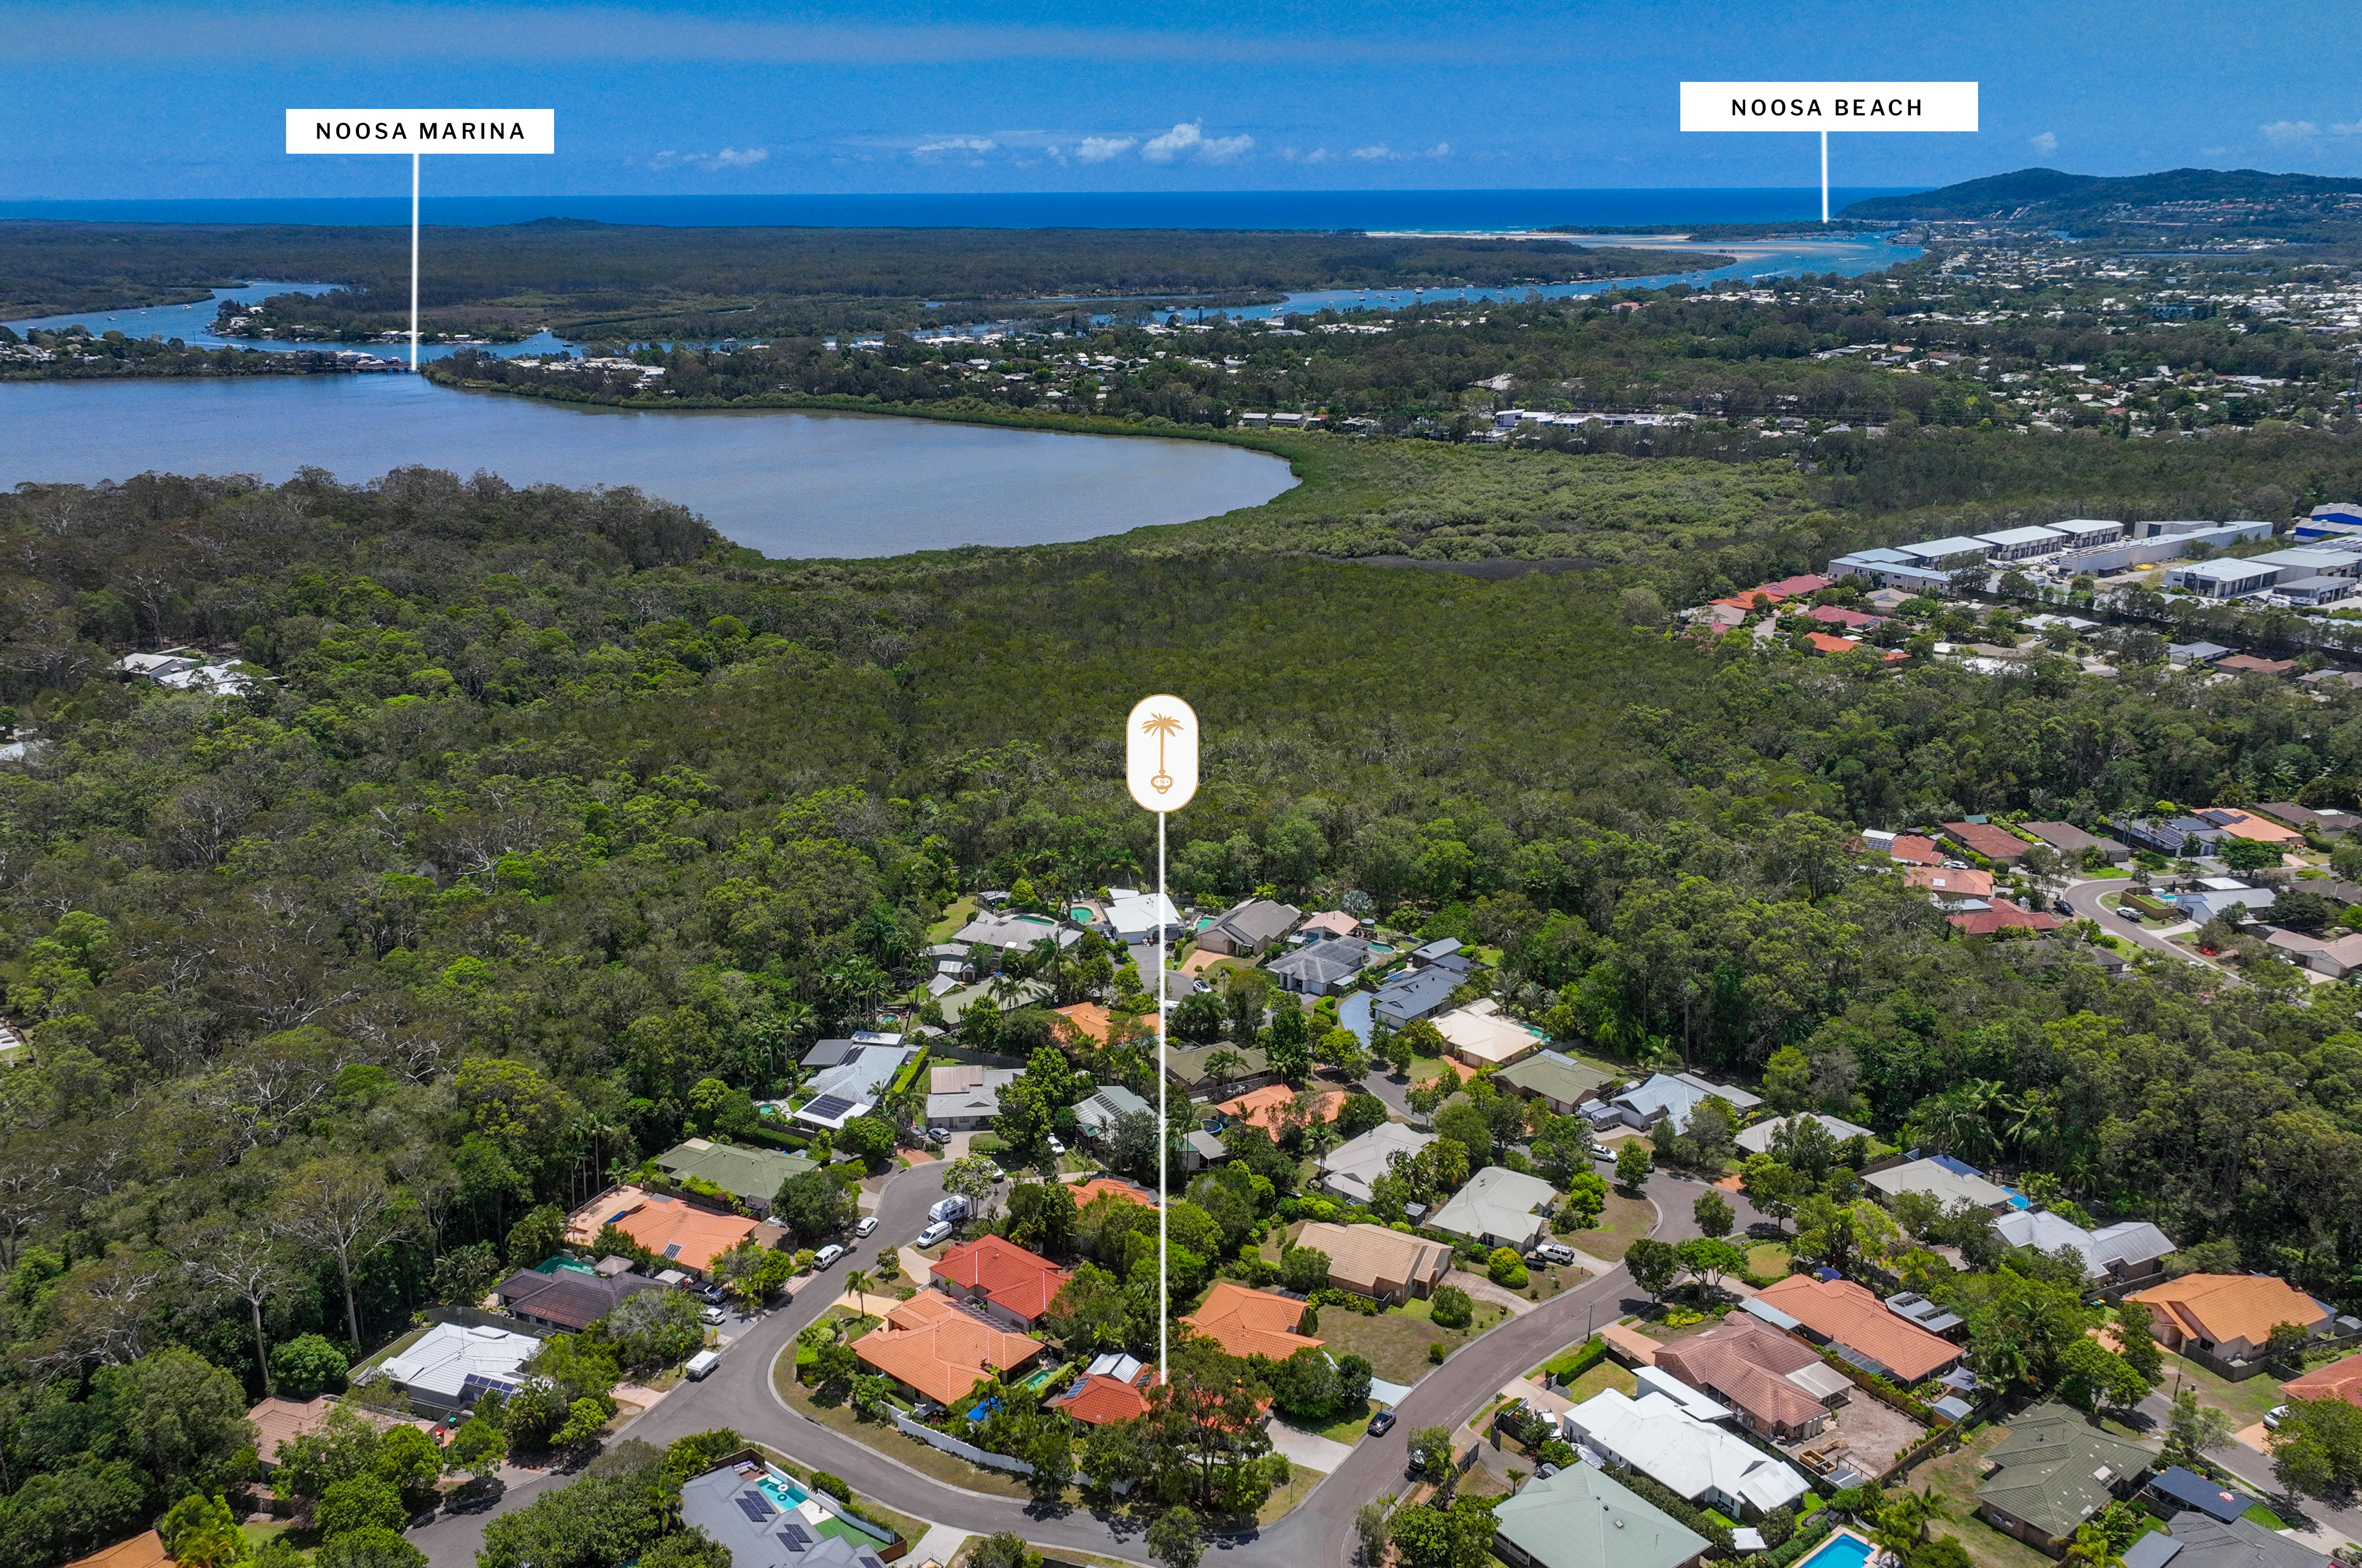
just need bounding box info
[1368,1409,1397,1438]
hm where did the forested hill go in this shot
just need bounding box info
[0,221,1716,337]
[1842,165,2362,233]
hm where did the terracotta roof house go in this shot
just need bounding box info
[1067,1176,1158,1210]
[1975,1402,2156,1554]
[1196,898,1302,957]
[1753,1274,1962,1383]
[1653,1318,1853,1441]
[1749,574,1832,602]
[1052,1002,1115,1044]
[2196,808,2304,846]
[61,1532,173,1568]
[1906,865,1995,901]
[1184,1281,1324,1361]
[246,1394,434,1468]
[1217,1083,1344,1134]
[494,1263,667,1331]
[2281,1350,2362,1411]
[1803,631,1863,656]
[1948,899,2066,936]
[931,1236,1073,1331]
[565,1186,759,1277]
[2125,1274,2332,1363]
[1297,910,1362,941]
[1491,1462,1710,1568]
[1881,834,1946,867]
[1294,1220,1454,1304]
[2216,655,2297,676]
[1810,604,1885,630]
[1051,1351,1154,1426]
[855,1290,1045,1408]
[1942,820,2032,865]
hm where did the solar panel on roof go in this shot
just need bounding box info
[776,1519,813,1549]
[803,1094,856,1120]
[736,1491,777,1521]
[663,1242,683,1260]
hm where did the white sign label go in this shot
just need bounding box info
[1126,695,1199,814]
[285,109,555,154]
[1681,82,1977,133]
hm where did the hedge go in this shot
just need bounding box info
[1538,1335,1610,1384]
[1758,1515,1838,1568]
[1612,1466,1737,1557]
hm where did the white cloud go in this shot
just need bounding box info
[2260,120,2319,145]
[1350,141,1451,162]
[2029,131,2057,156]
[1285,146,1334,164]
[1076,135,1136,162]
[647,146,769,171]
[913,136,997,157]
[2333,121,2362,136]
[1143,121,1253,162]
[1350,143,1392,160]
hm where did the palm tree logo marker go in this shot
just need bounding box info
[1141,711,1183,795]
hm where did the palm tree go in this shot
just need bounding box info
[845,1268,876,1314]
[1140,710,1185,796]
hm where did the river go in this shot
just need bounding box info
[0,375,1297,559]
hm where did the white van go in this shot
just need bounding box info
[928,1195,970,1223]
[813,1243,845,1270]
[684,1349,722,1381]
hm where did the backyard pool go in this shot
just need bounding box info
[757,1474,810,1511]
[1795,1529,1876,1568]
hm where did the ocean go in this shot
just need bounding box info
[0,188,1922,232]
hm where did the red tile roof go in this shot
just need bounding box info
[1810,605,1884,629]
[1803,632,1859,655]
[1183,1281,1325,1361]
[1748,574,1832,602]
[1068,1177,1158,1210]
[62,1533,171,1568]
[1655,1318,1830,1432]
[855,1291,1045,1407]
[2217,655,2296,675]
[1906,865,1995,899]
[1883,835,1945,866]
[2125,1274,2330,1350]
[1941,821,2031,863]
[1948,899,2066,936]
[931,1236,1074,1323]
[1217,1084,1344,1132]
[1054,1371,1153,1425]
[1754,1274,1961,1382]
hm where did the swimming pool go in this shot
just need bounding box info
[1795,1528,1875,1568]
[757,1474,810,1511]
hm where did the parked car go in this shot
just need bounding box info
[854,1215,878,1238]
[1528,1242,1576,1267]
[1049,1136,1067,1155]
[696,1283,727,1304]
[926,1126,951,1143]
[813,1244,845,1270]
[916,1220,954,1248]
[1367,1410,1397,1438]
[2266,1404,2290,1430]
[701,1305,726,1326]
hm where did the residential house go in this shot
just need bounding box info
[1182,1128,1229,1170]
[1991,1211,2176,1286]
[2147,1466,2258,1524]
[2217,655,2298,676]
[1733,1112,1874,1158]
[1864,1156,2016,1215]
[1865,832,1946,867]
[1907,864,1995,903]
[1434,1000,1545,1069]
[1294,1219,1453,1304]
[1316,1122,1438,1207]
[1562,1389,1813,1516]
[652,1137,817,1216]
[677,1458,894,1568]
[1067,1176,1157,1210]
[1072,1083,1153,1140]
[1494,1050,1612,1115]
[365,1321,542,1412]
[1603,1072,1764,1134]
[1949,899,2067,936]
[2022,821,2132,863]
[791,1044,915,1131]
[1942,821,2032,866]
[1196,898,1302,956]
[950,910,1082,958]
[1410,936,1477,977]
[2174,879,2276,923]
[2111,815,2225,858]
[1051,1352,1154,1427]
[1296,910,1362,941]
[2279,1349,2362,1411]
[2167,642,2234,666]
[1217,1083,1344,1135]
[1974,1402,2156,1554]
[247,1394,433,1469]
[924,1063,1018,1130]
[2122,1513,2333,1568]
[2124,1274,2333,1363]
[929,1236,1073,1332]
[800,1038,860,1070]
[1265,935,1376,995]
[1347,966,1462,1035]
[1052,1002,1113,1044]
[1490,1462,1710,1568]
[1162,1044,1274,1102]
[1104,888,1185,945]
[59,1533,173,1568]
[565,1187,761,1277]
[1752,1274,1963,1382]
[1428,1165,1559,1251]
[2195,808,2304,846]
[493,1262,666,1331]
[2254,802,2357,840]
[1651,1318,1855,1441]
[1183,1280,1324,1360]
[855,1290,1045,1410]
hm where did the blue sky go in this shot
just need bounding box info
[6,0,2361,198]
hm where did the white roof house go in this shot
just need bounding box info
[790,1045,914,1130]
[1992,1210,2176,1284]
[1563,1389,1812,1516]
[368,1321,541,1409]
[950,911,1079,955]
[1428,1165,1559,1250]
[1864,1156,2014,1213]
[1433,1000,1545,1068]
[1610,1072,1763,1133]
[1317,1122,1437,1206]
[1734,1112,1874,1157]
[1104,888,1184,944]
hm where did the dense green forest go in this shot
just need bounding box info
[6,435,2362,1548]
[0,220,1711,340]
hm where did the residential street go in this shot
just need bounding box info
[2059,878,2223,971]
[414,1155,1738,1568]
[2129,1383,2362,1549]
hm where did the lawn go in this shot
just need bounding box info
[1315,1294,1508,1385]
[1281,1398,1376,1444]
[927,897,978,942]
[1564,1190,1657,1262]
[1257,1458,1322,1523]
[1916,1423,2068,1568]
[2243,1502,2289,1530]
[1747,1242,1793,1280]
[770,1350,1038,1501]
[1563,1359,1638,1403]
[2161,1354,2286,1428]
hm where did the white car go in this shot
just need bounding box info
[701,1305,727,1326]
[854,1215,878,1238]
[916,1220,954,1248]
[1049,1136,1066,1155]
[813,1243,845,1270]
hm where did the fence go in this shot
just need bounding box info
[891,1409,1036,1474]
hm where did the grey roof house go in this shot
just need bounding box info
[1196,898,1302,957]
[1975,1402,2156,1554]
[1494,1050,1613,1115]
[1162,1044,1274,1101]
[924,1063,1018,1129]
[1602,1072,1763,1134]
[1317,1122,1437,1206]
[1733,1112,1873,1157]
[1492,1462,1708,1568]
[1073,1084,1152,1139]
[677,1459,894,1568]
[951,911,1081,956]
[1429,1165,1559,1250]
[787,1045,913,1131]
[1266,935,1376,995]
[1992,1210,2176,1285]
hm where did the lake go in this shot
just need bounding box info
[0,376,1298,558]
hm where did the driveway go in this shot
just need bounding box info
[416,1159,1740,1568]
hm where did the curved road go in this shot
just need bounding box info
[418,1158,1741,1568]
[2058,877,2225,973]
